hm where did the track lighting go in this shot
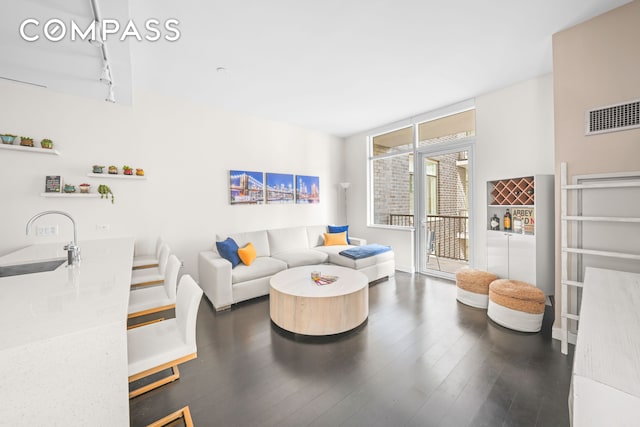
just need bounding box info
[105,83,115,103]
[99,63,112,85]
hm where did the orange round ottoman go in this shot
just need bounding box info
[487,279,546,332]
[456,269,498,309]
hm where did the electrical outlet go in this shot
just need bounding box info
[96,224,110,231]
[36,225,59,236]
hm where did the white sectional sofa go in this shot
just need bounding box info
[198,225,395,311]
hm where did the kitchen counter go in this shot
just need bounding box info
[0,237,134,426]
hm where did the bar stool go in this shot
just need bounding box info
[132,237,164,270]
[128,255,181,327]
[127,275,203,398]
[131,243,170,287]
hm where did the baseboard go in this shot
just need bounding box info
[552,327,577,345]
[395,265,415,274]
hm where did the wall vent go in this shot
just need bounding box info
[585,99,640,135]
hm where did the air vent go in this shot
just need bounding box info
[585,99,640,135]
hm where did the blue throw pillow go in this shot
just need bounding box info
[328,225,350,244]
[216,237,241,268]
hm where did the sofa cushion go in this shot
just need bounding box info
[237,242,257,266]
[328,225,351,244]
[267,226,309,255]
[220,230,270,257]
[216,238,241,268]
[327,247,395,270]
[324,231,348,246]
[306,225,327,248]
[231,257,287,284]
[272,249,328,268]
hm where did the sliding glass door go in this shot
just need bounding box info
[417,144,473,278]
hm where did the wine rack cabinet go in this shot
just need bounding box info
[490,176,534,205]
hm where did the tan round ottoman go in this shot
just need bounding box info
[487,279,546,332]
[456,269,498,309]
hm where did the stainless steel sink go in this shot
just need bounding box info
[0,259,67,278]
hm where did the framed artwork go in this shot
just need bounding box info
[229,170,264,204]
[45,175,62,193]
[266,173,294,204]
[296,175,320,204]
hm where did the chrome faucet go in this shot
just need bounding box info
[26,210,80,265]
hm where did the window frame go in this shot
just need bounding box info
[367,100,475,230]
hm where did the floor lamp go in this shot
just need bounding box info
[339,182,350,224]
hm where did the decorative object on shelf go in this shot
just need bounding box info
[135,168,144,176]
[1,134,16,144]
[123,165,133,175]
[63,184,76,193]
[20,136,34,147]
[108,165,118,174]
[512,207,534,234]
[98,184,115,203]
[512,213,523,234]
[79,183,91,193]
[45,175,62,193]
[503,208,512,231]
[490,214,500,231]
[93,165,105,173]
[40,138,53,149]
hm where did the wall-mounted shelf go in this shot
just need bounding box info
[0,144,60,156]
[41,193,99,198]
[87,173,146,180]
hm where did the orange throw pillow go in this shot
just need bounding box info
[324,231,348,246]
[238,242,257,266]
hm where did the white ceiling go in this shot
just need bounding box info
[0,0,632,137]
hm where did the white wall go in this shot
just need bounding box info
[0,81,344,280]
[474,74,555,270]
[344,74,555,274]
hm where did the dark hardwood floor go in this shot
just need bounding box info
[129,272,574,427]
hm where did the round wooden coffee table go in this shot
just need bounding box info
[269,265,368,336]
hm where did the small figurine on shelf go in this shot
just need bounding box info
[40,138,53,149]
[93,165,105,174]
[63,184,76,193]
[123,165,133,175]
[79,183,91,193]
[98,184,115,204]
[108,165,118,174]
[135,168,145,176]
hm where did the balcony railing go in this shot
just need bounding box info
[386,214,469,261]
[427,215,468,261]
[388,214,414,227]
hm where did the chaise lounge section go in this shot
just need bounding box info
[198,225,395,311]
